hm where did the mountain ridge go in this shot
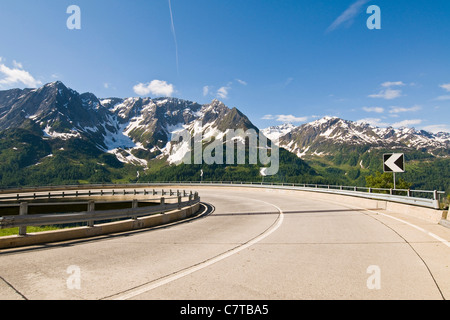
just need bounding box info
[0,82,448,191]
[263,116,449,159]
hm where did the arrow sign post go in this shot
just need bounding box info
[383,153,405,190]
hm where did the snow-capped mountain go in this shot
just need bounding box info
[0,82,258,168]
[1,82,448,173]
[270,116,450,159]
[261,123,296,142]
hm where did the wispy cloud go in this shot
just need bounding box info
[368,81,405,100]
[276,115,308,123]
[439,83,450,92]
[391,119,422,128]
[133,80,174,97]
[217,86,230,99]
[326,0,372,33]
[261,114,308,123]
[168,0,179,74]
[381,81,405,87]
[369,88,402,100]
[356,118,389,127]
[362,106,384,113]
[434,95,450,101]
[422,124,450,134]
[357,118,423,129]
[236,79,247,86]
[389,105,421,114]
[0,57,42,88]
[433,83,450,100]
[203,86,210,96]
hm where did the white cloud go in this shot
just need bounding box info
[434,95,450,101]
[262,114,274,120]
[0,58,42,88]
[391,119,422,128]
[326,0,371,32]
[236,79,247,86]
[276,115,308,123]
[389,105,421,114]
[203,86,210,96]
[133,80,174,97]
[439,83,450,92]
[12,60,23,69]
[363,106,384,113]
[381,81,405,87]
[369,88,402,100]
[422,124,450,134]
[217,86,230,99]
[284,77,294,86]
[356,118,389,127]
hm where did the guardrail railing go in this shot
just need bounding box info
[115,181,444,209]
[0,181,446,215]
[151,181,445,209]
[0,189,200,236]
[1,182,446,201]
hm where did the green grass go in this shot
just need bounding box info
[0,225,71,236]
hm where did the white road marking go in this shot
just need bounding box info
[369,210,450,248]
[112,200,284,300]
[321,198,450,249]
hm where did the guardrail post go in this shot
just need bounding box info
[19,202,28,236]
[368,188,372,194]
[178,196,182,209]
[132,199,138,220]
[390,188,393,195]
[407,189,411,197]
[160,197,165,213]
[433,190,438,201]
[87,201,95,227]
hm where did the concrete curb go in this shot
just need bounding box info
[0,203,200,250]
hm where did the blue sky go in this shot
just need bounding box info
[0,0,449,132]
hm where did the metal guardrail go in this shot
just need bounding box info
[0,181,446,236]
[0,189,200,235]
[1,182,446,202]
[125,181,445,209]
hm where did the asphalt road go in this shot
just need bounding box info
[0,186,449,300]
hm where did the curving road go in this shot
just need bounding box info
[0,186,449,300]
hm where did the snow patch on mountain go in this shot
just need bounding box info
[261,123,296,141]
